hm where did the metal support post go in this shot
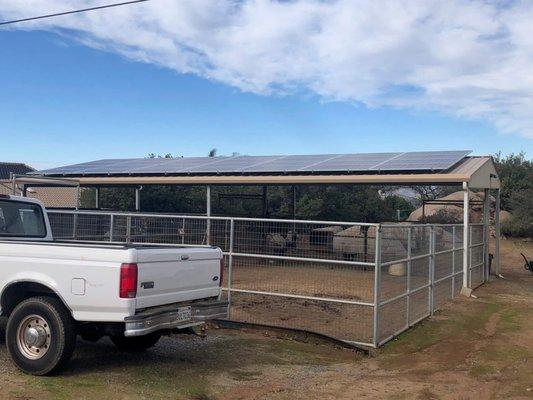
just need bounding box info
[373,226,382,347]
[109,214,114,242]
[181,218,186,245]
[10,173,16,195]
[206,185,211,245]
[135,186,141,212]
[483,188,490,282]
[494,188,501,275]
[227,219,235,318]
[429,226,435,315]
[451,226,456,297]
[262,186,268,218]
[469,223,473,287]
[291,186,296,219]
[406,226,412,327]
[126,216,132,243]
[462,182,470,289]
[95,188,100,209]
[73,214,78,240]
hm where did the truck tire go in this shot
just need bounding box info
[5,296,76,376]
[110,332,161,352]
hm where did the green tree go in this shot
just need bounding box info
[494,152,533,237]
[502,190,533,237]
[99,187,136,211]
[494,152,532,209]
[294,185,413,222]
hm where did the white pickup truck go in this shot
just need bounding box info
[0,195,228,375]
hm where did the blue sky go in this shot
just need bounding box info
[1,28,530,170]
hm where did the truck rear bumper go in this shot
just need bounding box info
[124,300,229,337]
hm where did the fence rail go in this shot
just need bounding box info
[47,210,487,348]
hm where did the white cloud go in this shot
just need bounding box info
[2,0,533,138]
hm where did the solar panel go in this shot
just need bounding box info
[34,151,471,176]
[189,156,281,173]
[128,157,219,173]
[242,154,337,172]
[370,151,471,171]
[299,153,399,172]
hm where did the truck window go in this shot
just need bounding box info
[0,200,47,238]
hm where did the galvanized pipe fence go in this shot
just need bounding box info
[47,210,488,348]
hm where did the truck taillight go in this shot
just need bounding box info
[120,263,138,299]
[219,258,225,287]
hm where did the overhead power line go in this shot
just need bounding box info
[0,0,149,26]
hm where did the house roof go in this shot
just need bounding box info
[0,162,34,179]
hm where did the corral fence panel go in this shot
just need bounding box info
[47,210,488,348]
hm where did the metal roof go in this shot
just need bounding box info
[35,150,471,177]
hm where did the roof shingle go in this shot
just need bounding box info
[0,162,34,179]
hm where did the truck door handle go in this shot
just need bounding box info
[181,255,189,261]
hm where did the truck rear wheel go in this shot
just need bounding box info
[110,332,161,352]
[6,296,76,376]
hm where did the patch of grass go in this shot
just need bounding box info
[381,317,444,355]
[479,344,530,363]
[459,302,501,332]
[127,363,216,399]
[469,364,497,378]
[378,300,505,373]
[25,373,114,400]
[267,337,357,365]
[384,302,502,356]
[498,308,521,333]
[9,334,355,400]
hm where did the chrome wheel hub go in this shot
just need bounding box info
[17,315,51,360]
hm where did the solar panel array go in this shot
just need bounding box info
[35,151,471,176]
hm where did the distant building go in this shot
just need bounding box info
[0,162,34,179]
[0,162,78,208]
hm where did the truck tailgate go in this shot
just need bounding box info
[134,247,222,309]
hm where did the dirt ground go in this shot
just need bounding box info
[1,238,532,400]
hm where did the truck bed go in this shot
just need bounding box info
[0,239,223,321]
[0,238,207,250]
